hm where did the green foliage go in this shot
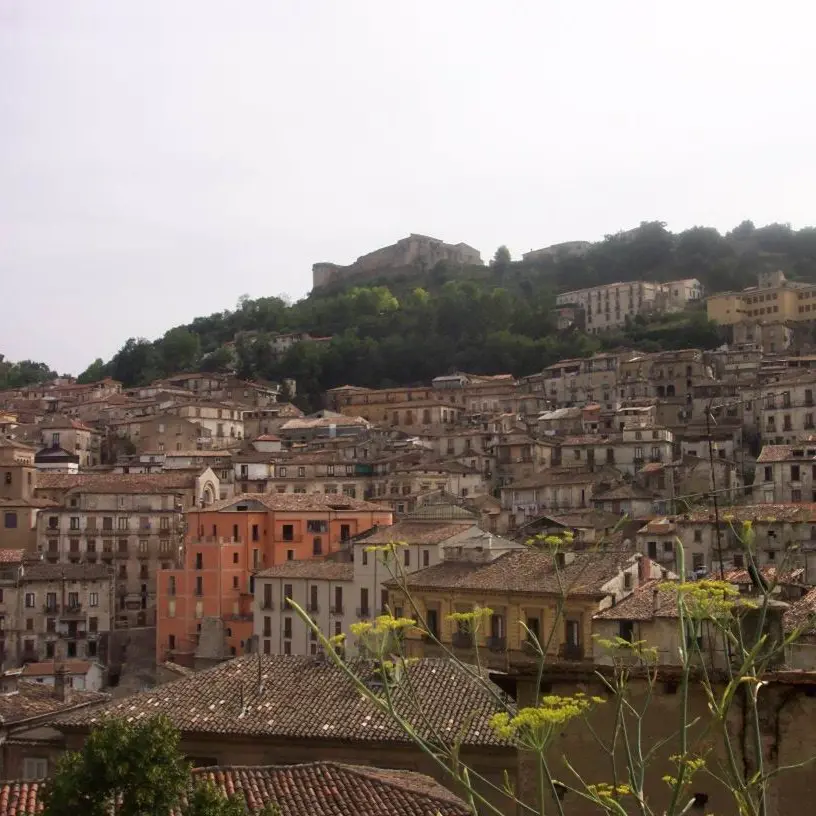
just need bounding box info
[0,355,57,389]
[42,715,279,815]
[73,220,816,404]
[77,358,106,384]
[42,715,190,816]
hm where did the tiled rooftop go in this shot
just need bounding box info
[680,504,816,523]
[594,580,679,621]
[53,655,511,747]
[0,762,471,816]
[757,444,816,463]
[398,547,635,598]
[256,560,353,581]
[783,587,816,633]
[21,563,111,582]
[0,680,108,725]
[206,493,387,514]
[36,472,199,494]
[361,522,474,546]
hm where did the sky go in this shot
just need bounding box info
[2,1,815,374]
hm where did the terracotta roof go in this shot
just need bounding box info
[783,587,816,633]
[0,550,24,564]
[0,762,470,816]
[280,416,371,431]
[53,655,511,747]
[594,484,656,501]
[256,560,353,581]
[361,522,473,546]
[506,467,622,490]
[21,660,92,678]
[0,680,108,725]
[638,518,677,535]
[37,415,97,432]
[21,563,111,582]
[757,444,816,463]
[205,493,388,514]
[35,472,200,494]
[161,661,195,678]
[681,504,816,523]
[722,566,805,586]
[398,548,635,598]
[254,435,281,442]
[0,781,41,815]
[594,580,679,620]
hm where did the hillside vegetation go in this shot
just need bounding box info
[10,220,816,405]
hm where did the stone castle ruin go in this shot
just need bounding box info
[312,233,483,290]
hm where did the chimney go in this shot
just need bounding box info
[53,665,68,703]
[639,553,652,583]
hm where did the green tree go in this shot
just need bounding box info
[160,327,202,374]
[42,715,275,816]
[42,716,190,816]
[491,245,511,272]
[77,358,107,384]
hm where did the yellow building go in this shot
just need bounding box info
[388,546,654,669]
[707,269,816,326]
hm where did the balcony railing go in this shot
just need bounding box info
[356,607,371,618]
[42,604,59,615]
[486,635,506,652]
[260,600,275,610]
[306,604,319,614]
[329,605,344,615]
[452,631,473,649]
[559,643,585,661]
[61,604,83,618]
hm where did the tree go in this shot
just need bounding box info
[160,327,202,375]
[491,245,511,271]
[77,358,107,384]
[42,715,276,816]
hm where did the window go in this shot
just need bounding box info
[423,549,430,567]
[359,587,370,616]
[693,529,702,543]
[792,489,802,502]
[3,512,16,529]
[3,472,10,485]
[283,584,293,606]
[426,608,439,637]
[195,576,203,596]
[403,549,410,567]
[23,758,48,780]
[286,549,294,561]
[619,620,635,642]
[24,593,35,608]
[283,617,292,639]
[792,465,801,481]
[309,585,318,612]
[306,520,328,533]
[69,517,80,530]
[764,466,772,482]
[333,586,343,613]
[313,537,323,555]
[361,549,368,566]
[168,634,176,650]
[282,524,294,541]
[195,552,203,569]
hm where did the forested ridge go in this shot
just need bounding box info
[9,220,816,406]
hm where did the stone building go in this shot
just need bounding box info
[312,234,483,290]
[37,416,101,468]
[34,473,218,628]
[0,558,113,669]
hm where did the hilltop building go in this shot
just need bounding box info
[312,234,482,290]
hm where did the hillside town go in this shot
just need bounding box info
[3,270,816,812]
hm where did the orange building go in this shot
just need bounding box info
[156,493,392,665]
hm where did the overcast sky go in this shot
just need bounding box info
[1,1,814,374]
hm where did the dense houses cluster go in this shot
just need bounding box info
[6,273,816,810]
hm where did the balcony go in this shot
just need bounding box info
[61,604,83,618]
[260,600,275,611]
[558,643,585,661]
[306,604,320,614]
[451,631,473,650]
[486,635,506,652]
[356,607,371,618]
[329,605,344,615]
[42,604,59,615]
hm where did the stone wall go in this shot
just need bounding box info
[312,234,482,290]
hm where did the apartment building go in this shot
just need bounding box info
[339,400,464,429]
[156,493,393,664]
[0,439,56,551]
[521,352,630,408]
[34,473,215,627]
[500,467,624,528]
[759,374,816,444]
[618,349,712,401]
[393,546,656,668]
[37,416,101,468]
[0,557,113,669]
[113,415,211,454]
[278,413,372,444]
[556,281,664,333]
[253,504,520,658]
[754,445,816,504]
[165,402,245,448]
[707,269,815,326]
[558,425,674,477]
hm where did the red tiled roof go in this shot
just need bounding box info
[20,661,93,678]
[0,763,472,816]
[205,493,388,514]
[361,522,474,546]
[53,655,511,748]
[0,550,24,564]
[35,472,201,495]
[256,560,353,581]
[0,680,108,724]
